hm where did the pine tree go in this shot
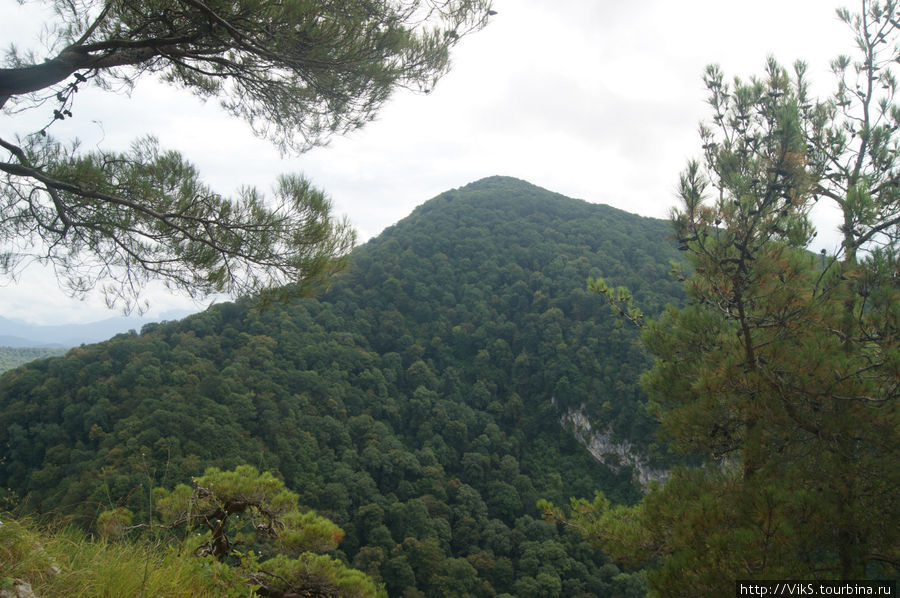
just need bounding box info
[148,465,382,597]
[0,0,492,312]
[550,2,899,593]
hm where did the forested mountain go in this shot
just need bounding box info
[0,312,195,349]
[0,346,68,372]
[0,176,684,597]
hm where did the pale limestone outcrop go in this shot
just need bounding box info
[560,406,668,491]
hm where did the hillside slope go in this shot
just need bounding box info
[0,176,683,597]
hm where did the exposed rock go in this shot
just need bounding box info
[0,579,38,598]
[561,406,668,491]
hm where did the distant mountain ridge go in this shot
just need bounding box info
[0,310,194,348]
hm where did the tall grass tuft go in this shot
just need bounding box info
[0,515,250,597]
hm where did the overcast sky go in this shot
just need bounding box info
[1,0,854,325]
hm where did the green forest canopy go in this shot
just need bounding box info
[0,176,683,598]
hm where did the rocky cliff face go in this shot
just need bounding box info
[561,407,668,491]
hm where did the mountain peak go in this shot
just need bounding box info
[458,175,541,191]
[0,177,685,596]
[452,176,572,201]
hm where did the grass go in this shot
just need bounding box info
[0,515,252,597]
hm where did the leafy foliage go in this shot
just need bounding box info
[0,176,683,596]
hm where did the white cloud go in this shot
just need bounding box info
[0,0,860,323]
